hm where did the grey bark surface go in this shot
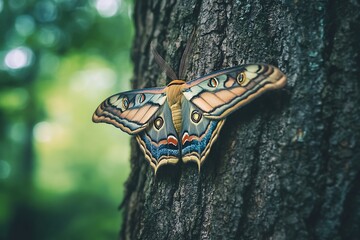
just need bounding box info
[120,0,360,239]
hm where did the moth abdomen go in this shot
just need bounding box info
[171,103,182,134]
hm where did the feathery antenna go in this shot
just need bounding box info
[151,28,197,80]
[179,28,196,80]
[151,42,179,80]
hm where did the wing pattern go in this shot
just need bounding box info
[135,102,180,173]
[93,88,166,134]
[180,98,225,170]
[93,64,287,173]
[182,64,287,119]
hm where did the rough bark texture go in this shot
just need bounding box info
[120,0,360,239]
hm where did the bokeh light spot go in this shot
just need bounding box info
[9,121,26,143]
[0,160,11,179]
[37,26,61,48]
[34,1,58,22]
[4,47,34,70]
[95,0,121,17]
[15,15,36,37]
[9,0,26,11]
[70,68,116,93]
[33,121,54,143]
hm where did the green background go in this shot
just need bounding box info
[0,0,133,239]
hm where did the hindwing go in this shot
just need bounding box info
[136,102,180,173]
[180,98,225,170]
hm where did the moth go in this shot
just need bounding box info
[93,37,287,174]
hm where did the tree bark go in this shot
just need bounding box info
[120,0,360,239]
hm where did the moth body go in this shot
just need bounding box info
[170,103,182,134]
[166,80,186,134]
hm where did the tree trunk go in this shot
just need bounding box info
[120,0,360,239]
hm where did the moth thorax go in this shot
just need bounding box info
[170,103,182,134]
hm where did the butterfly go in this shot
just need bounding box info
[93,62,287,174]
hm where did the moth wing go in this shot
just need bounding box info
[93,87,167,134]
[182,64,286,119]
[180,97,225,170]
[136,101,180,173]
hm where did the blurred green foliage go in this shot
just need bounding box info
[0,0,134,239]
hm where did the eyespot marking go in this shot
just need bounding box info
[122,97,129,110]
[154,117,164,130]
[191,110,202,123]
[138,93,146,103]
[208,78,219,88]
[236,72,247,85]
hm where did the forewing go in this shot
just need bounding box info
[136,101,180,173]
[93,87,167,134]
[182,64,286,119]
